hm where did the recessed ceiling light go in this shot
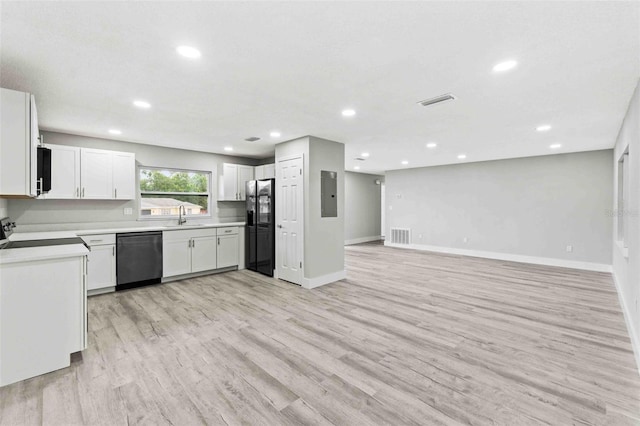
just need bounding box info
[426,143,437,149]
[108,129,122,135]
[133,100,151,109]
[361,152,370,158]
[536,125,552,132]
[270,131,281,138]
[550,144,562,149]
[224,146,233,152]
[176,45,201,59]
[353,166,360,170]
[342,109,356,117]
[492,60,518,72]
[401,160,409,165]
[458,154,467,160]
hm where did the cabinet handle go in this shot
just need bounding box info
[192,240,195,248]
[76,187,79,198]
[218,237,220,245]
[82,187,85,198]
[115,188,117,198]
[112,246,115,256]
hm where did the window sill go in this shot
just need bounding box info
[616,240,629,259]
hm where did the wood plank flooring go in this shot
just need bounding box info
[1,242,639,425]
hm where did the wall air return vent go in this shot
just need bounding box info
[418,93,456,107]
[390,228,411,245]
[245,137,261,142]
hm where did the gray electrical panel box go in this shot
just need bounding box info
[320,170,337,218]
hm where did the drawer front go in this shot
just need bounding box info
[81,233,116,246]
[217,226,238,236]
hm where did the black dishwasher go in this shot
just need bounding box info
[116,231,163,290]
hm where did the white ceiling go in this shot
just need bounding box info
[1,1,638,174]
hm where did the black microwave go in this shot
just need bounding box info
[37,146,51,195]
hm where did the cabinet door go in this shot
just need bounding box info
[163,238,192,277]
[0,89,32,197]
[29,95,39,197]
[81,148,113,199]
[263,164,275,179]
[87,244,116,291]
[254,165,264,180]
[217,234,239,268]
[191,235,217,273]
[44,145,80,199]
[112,152,136,199]
[237,165,254,201]
[220,163,238,201]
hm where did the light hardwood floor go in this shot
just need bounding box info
[1,243,639,425]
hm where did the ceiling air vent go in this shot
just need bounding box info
[418,93,456,107]
[245,136,261,142]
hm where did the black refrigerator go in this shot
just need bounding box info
[246,178,275,276]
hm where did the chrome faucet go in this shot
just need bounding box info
[178,205,187,225]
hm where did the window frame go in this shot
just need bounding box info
[137,165,212,221]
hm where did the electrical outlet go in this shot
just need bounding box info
[418,234,423,239]
[389,205,393,211]
[463,237,468,244]
[123,207,133,215]
[566,245,573,252]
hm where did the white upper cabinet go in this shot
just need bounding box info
[42,144,80,199]
[0,88,40,197]
[42,145,135,200]
[112,152,136,199]
[255,163,275,180]
[218,163,254,201]
[237,165,254,200]
[81,148,113,199]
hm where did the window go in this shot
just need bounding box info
[139,167,211,218]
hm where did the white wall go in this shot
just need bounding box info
[275,136,345,286]
[612,79,640,373]
[7,131,258,231]
[344,171,384,244]
[385,150,613,267]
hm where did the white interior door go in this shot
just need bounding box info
[276,156,303,285]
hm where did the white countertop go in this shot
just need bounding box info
[8,222,246,241]
[1,222,245,264]
[0,243,89,265]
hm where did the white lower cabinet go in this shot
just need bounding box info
[162,227,239,278]
[217,228,239,268]
[163,237,192,277]
[81,234,116,294]
[0,254,87,387]
[163,228,217,278]
[191,235,217,273]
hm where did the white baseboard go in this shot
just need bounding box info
[383,241,612,273]
[612,272,640,376]
[302,270,347,289]
[345,236,383,245]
